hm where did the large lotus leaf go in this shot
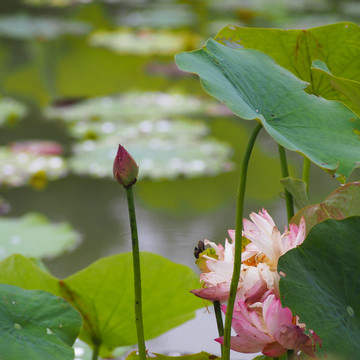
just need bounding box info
[0,253,204,357]
[89,29,200,56]
[0,15,91,40]
[126,351,219,360]
[215,22,360,97]
[0,143,67,189]
[311,59,360,116]
[175,39,360,182]
[291,181,360,234]
[0,97,27,126]
[0,213,80,261]
[59,252,204,356]
[69,137,232,179]
[23,0,80,6]
[0,284,82,360]
[278,217,360,358]
[45,92,211,122]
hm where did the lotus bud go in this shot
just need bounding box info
[113,145,139,188]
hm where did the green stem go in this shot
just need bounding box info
[92,342,100,360]
[278,145,294,223]
[223,122,262,360]
[287,349,295,360]
[273,358,279,360]
[213,300,224,357]
[125,186,146,360]
[302,157,310,190]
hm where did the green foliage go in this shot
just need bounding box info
[312,59,360,116]
[0,284,82,360]
[0,213,80,260]
[215,22,360,98]
[126,351,219,360]
[280,177,311,210]
[0,253,203,357]
[278,217,360,359]
[176,39,360,182]
[292,181,360,233]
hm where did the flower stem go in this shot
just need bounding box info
[223,122,262,360]
[287,349,295,360]
[125,186,146,360]
[302,157,310,191]
[91,342,100,360]
[213,300,224,357]
[278,145,294,223]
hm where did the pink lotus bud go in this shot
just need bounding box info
[113,145,139,188]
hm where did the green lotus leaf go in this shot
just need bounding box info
[215,22,360,97]
[0,284,82,360]
[0,213,80,260]
[0,97,27,126]
[126,351,219,360]
[312,59,360,116]
[291,181,360,233]
[278,217,360,359]
[175,39,360,182]
[0,253,204,357]
[0,14,91,40]
[280,177,311,210]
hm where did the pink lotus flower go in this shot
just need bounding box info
[192,210,305,301]
[242,209,306,269]
[216,293,320,357]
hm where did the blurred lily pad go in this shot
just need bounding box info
[0,15,91,40]
[0,97,27,126]
[0,213,81,260]
[69,137,232,179]
[23,0,84,5]
[0,141,67,189]
[116,4,196,29]
[45,92,211,122]
[89,29,200,55]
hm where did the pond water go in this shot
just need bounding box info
[0,0,359,358]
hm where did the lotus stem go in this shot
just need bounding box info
[125,186,146,360]
[213,300,224,357]
[302,157,310,191]
[223,122,262,360]
[278,145,294,223]
[287,349,295,360]
[91,342,100,360]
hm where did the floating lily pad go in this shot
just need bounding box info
[279,217,360,358]
[0,253,204,357]
[291,181,360,234]
[0,213,80,260]
[68,118,208,142]
[0,97,27,126]
[0,15,91,40]
[69,137,232,179]
[176,39,360,182]
[117,4,196,29]
[0,284,82,360]
[0,141,67,189]
[89,29,200,55]
[45,92,210,122]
